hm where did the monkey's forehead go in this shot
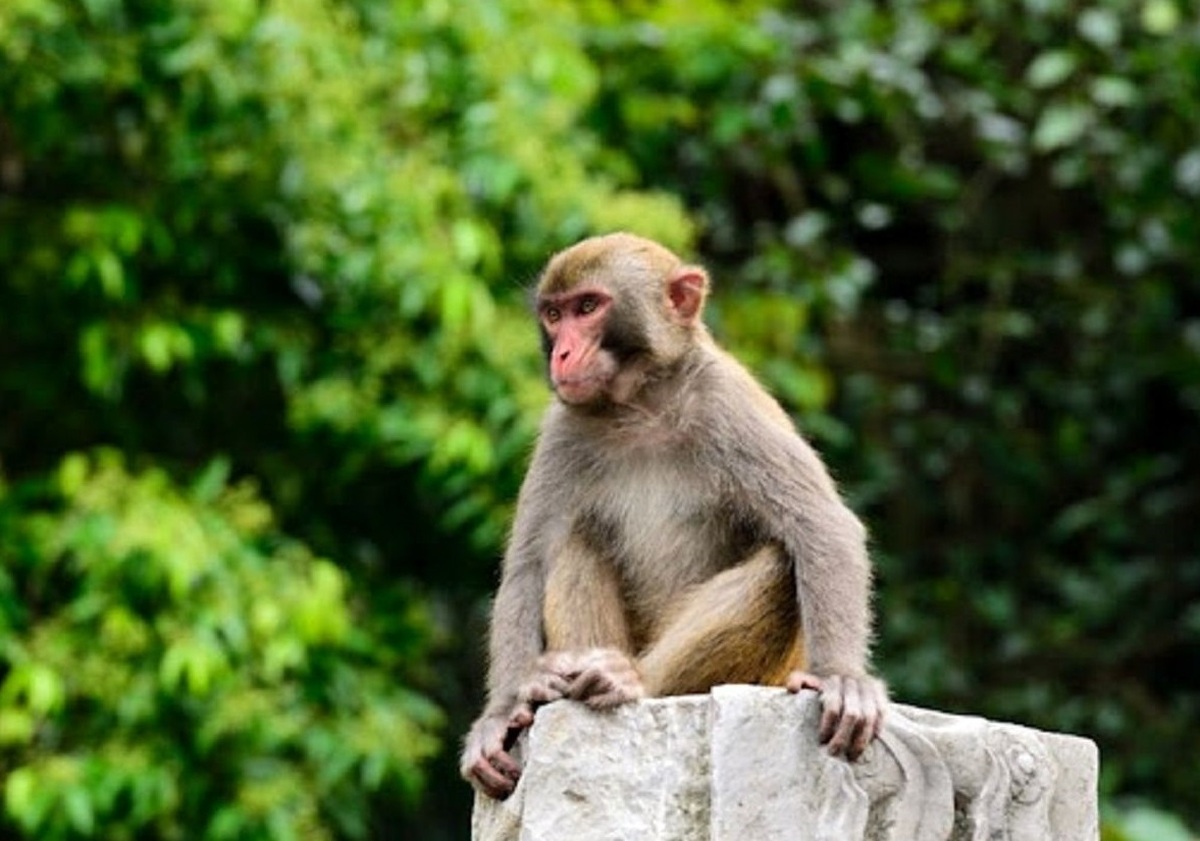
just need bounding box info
[539,233,682,294]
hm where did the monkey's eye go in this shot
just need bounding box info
[544,306,561,324]
[578,295,600,315]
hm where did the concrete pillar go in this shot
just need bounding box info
[472,686,1099,841]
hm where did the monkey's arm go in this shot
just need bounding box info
[460,444,556,798]
[460,546,546,798]
[753,431,887,758]
[708,372,887,758]
[480,528,548,720]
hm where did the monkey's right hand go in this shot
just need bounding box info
[460,713,525,800]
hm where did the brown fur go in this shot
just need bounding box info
[461,233,886,799]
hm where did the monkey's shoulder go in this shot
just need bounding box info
[701,347,796,431]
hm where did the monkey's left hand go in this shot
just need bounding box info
[786,670,887,761]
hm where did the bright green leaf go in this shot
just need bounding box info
[1141,0,1180,34]
[1114,806,1193,841]
[139,323,174,372]
[1032,103,1093,151]
[1026,50,1077,89]
[1090,77,1137,108]
[4,767,36,822]
[0,708,36,745]
[1077,8,1121,49]
[63,787,95,835]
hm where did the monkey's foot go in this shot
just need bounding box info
[540,648,645,710]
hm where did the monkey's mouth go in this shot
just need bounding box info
[553,375,609,404]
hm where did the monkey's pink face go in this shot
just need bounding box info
[538,289,618,405]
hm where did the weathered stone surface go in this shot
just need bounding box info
[472,686,1099,841]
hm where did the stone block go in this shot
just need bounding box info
[472,686,1099,841]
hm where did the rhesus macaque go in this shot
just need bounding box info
[461,233,887,800]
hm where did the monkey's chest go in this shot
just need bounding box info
[583,459,744,600]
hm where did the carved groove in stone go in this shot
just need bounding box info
[874,718,955,840]
[472,687,1099,841]
[815,761,867,841]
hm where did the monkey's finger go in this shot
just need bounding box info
[583,678,644,710]
[507,703,534,733]
[583,689,625,710]
[470,756,518,799]
[522,677,569,705]
[826,679,865,758]
[503,718,531,756]
[573,668,638,703]
[817,675,844,745]
[786,670,824,693]
[566,667,610,700]
[846,689,878,760]
[488,748,523,782]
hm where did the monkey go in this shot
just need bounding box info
[461,232,887,800]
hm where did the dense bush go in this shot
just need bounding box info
[0,451,440,838]
[0,0,1195,838]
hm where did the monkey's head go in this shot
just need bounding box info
[534,233,710,407]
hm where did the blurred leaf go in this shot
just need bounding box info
[1108,806,1194,841]
[3,0,1200,836]
[1026,50,1078,89]
[1140,0,1180,35]
[1033,102,1094,151]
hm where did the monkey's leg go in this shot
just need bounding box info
[537,536,642,709]
[637,545,805,696]
[543,535,633,651]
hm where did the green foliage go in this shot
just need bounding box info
[0,451,440,839]
[1,0,1198,837]
[0,0,692,554]
[1103,805,1196,841]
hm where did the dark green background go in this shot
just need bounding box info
[0,1,1196,839]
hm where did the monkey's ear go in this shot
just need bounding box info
[667,268,709,324]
